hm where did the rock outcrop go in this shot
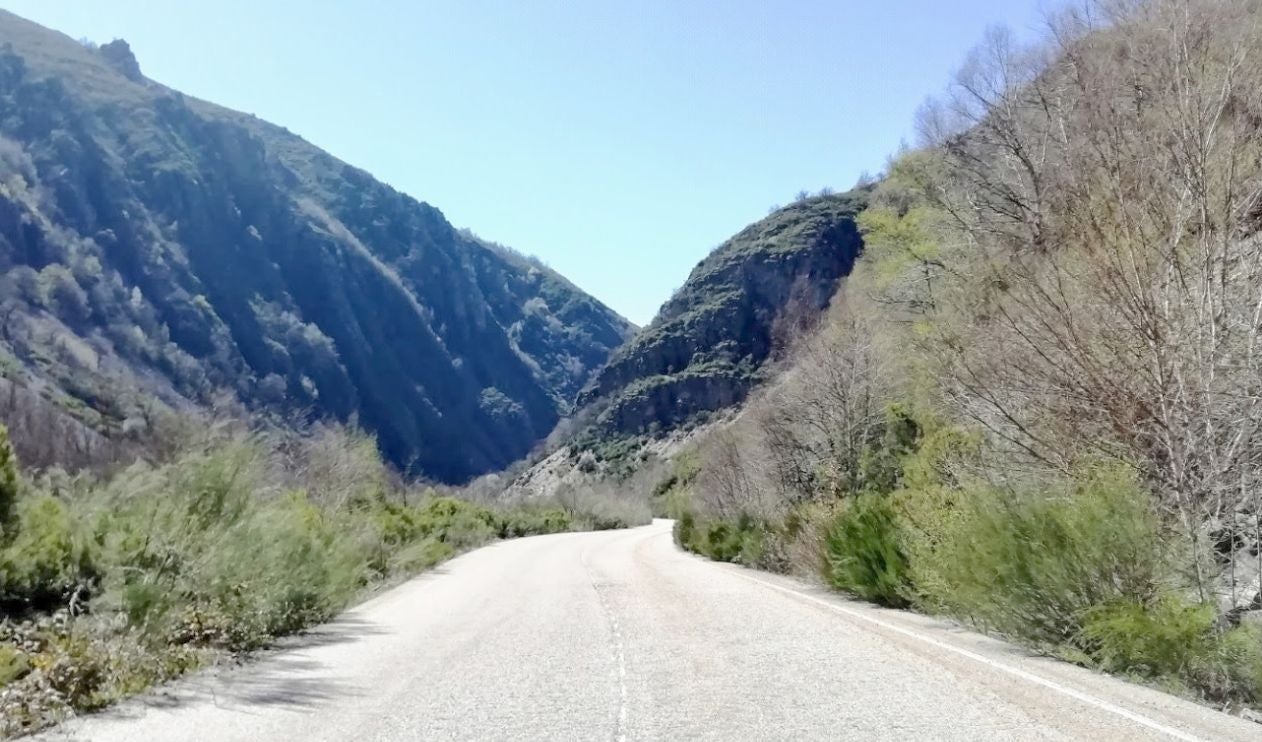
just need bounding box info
[576,190,867,440]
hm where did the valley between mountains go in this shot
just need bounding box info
[5,1,1262,739]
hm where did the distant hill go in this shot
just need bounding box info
[574,190,867,443]
[0,11,634,482]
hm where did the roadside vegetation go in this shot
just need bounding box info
[0,420,645,737]
[666,0,1262,716]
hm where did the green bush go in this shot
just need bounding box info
[372,498,429,546]
[824,494,911,607]
[176,492,368,648]
[0,425,635,735]
[1212,624,1262,705]
[675,512,768,566]
[676,503,827,575]
[1078,597,1262,706]
[410,496,498,548]
[854,404,922,495]
[701,521,743,562]
[1079,596,1217,678]
[496,507,573,538]
[0,495,99,614]
[921,465,1166,646]
[674,510,697,548]
[380,498,575,544]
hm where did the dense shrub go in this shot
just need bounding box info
[699,517,762,563]
[1078,597,1262,706]
[0,425,628,735]
[916,466,1167,646]
[675,417,1262,710]
[169,492,369,649]
[673,510,697,549]
[496,507,573,538]
[1079,597,1217,679]
[824,495,910,607]
[407,496,498,549]
[674,511,757,564]
[0,496,99,614]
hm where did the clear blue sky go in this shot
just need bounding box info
[3,1,1048,325]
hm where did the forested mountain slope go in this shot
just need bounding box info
[0,11,634,482]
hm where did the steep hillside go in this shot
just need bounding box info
[0,12,634,482]
[574,190,867,441]
[663,0,1262,716]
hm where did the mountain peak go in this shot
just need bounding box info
[574,190,868,442]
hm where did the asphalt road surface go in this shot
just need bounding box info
[35,520,1262,741]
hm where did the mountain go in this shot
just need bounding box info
[0,11,634,483]
[574,189,867,443]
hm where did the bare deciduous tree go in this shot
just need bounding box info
[900,0,1262,604]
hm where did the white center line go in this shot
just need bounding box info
[582,544,630,742]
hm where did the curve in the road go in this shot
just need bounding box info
[33,520,1262,742]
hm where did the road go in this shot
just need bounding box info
[35,519,1261,741]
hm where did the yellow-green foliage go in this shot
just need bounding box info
[1080,598,1262,706]
[495,507,573,539]
[673,398,1262,707]
[891,425,979,608]
[651,448,700,519]
[685,514,765,565]
[0,496,98,612]
[408,496,498,549]
[854,151,952,299]
[917,465,1167,646]
[857,206,942,290]
[0,426,604,735]
[172,490,369,645]
[1080,597,1217,679]
[824,495,910,607]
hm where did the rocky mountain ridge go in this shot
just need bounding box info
[0,10,634,482]
[574,190,868,443]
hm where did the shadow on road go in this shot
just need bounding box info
[278,614,389,650]
[66,615,390,733]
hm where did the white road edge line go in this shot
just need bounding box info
[608,603,629,742]
[730,570,1208,742]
